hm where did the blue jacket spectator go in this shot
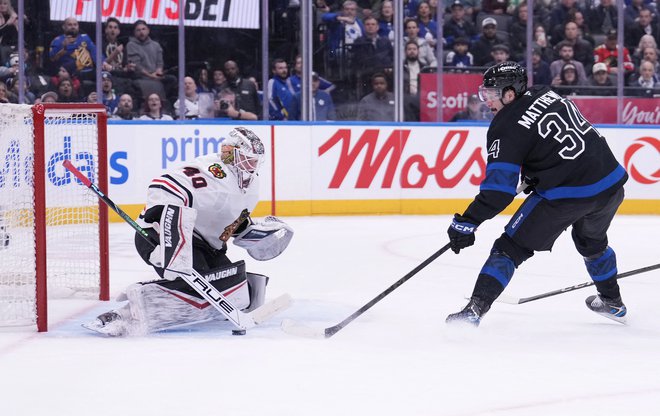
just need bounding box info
[49,17,98,78]
[267,58,295,120]
[289,73,336,121]
[321,1,365,61]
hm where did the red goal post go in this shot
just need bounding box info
[0,103,109,332]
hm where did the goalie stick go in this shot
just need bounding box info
[63,160,290,331]
[281,243,452,339]
[495,262,660,305]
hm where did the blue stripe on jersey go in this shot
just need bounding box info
[585,247,618,281]
[479,162,520,195]
[505,194,542,237]
[536,165,626,200]
[480,253,516,288]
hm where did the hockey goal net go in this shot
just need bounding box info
[0,103,109,332]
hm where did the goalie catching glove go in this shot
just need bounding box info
[148,205,197,280]
[233,216,293,261]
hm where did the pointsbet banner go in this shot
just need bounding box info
[50,0,260,29]
[99,121,659,221]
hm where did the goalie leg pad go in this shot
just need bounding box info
[123,262,252,333]
[233,216,294,261]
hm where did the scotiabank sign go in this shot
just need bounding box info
[50,0,259,29]
[419,73,483,122]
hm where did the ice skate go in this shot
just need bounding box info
[585,294,627,324]
[446,298,488,327]
[82,311,128,336]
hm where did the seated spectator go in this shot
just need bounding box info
[48,17,99,82]
[624,7,657,51]
[627,59,660,96]
[222,60,262,117]
[508,2,529,61]
[640,46,660,76]
[101,17,137,98]
[215,88,258,120]
[415,1,439,47]
[548,0,583,37]
[533,23,554,63]
[631,34,658,69]
[527,46,552,86]
[267,58,295,120]
[404,41,422,95]
[471,17,509,66]
[48,62,82,97]
[594,30,635,76]
[445,37,474,68]
[0,80,11,103]
[450,93,492,121]
[404,18,437,68]
[560,21,594,72]
[194,67,211,93]
[287,55,335,94]
[139,93,173,120]
[0,0,19,47]
[352,16,394,78]
[100,71,119,115]
[357,73,394,121]
[377,1,395,45]
[584,62,616,96]
[551,62,586,96]
[321,1,365,65]
[173,76,200,119]
[40,91,58,103]
[111,93,137,120]
[550,41,587,84]
[483,43,510,68]
[9,77,34,104]
[289,72,336,121]
[56,78,78,103]
[588,0,617,36]
[443,0,477,49]
[127,20,176,103]
[624,0,657,26]
[210,68,226,94]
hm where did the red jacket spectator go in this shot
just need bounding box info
[594,31,635,74]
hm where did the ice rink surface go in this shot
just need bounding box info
[1,214,659,416]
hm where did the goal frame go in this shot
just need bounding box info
[31,103,110,332]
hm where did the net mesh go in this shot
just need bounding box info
[0,104,102,326]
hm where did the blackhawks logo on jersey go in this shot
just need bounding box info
[208,163,226,179]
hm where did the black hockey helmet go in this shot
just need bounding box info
[478,61,528,102]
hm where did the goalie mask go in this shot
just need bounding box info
[221,127,265,190]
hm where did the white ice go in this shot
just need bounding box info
[1,215,659,416]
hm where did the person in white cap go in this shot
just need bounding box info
[472,17,509,66]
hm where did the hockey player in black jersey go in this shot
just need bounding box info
[446,61,628,327]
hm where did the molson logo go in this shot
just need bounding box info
[624,137,660,184]
[318,129,486,188]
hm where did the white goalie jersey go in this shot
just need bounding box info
[137,153,260,250]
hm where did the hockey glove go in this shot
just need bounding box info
[148,205,197,280]
[233,216,294,261]
[447,214,478,254]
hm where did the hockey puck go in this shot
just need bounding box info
[232,329,247,336]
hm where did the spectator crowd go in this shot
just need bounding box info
[1,0,659,122]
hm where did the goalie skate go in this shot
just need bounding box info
[82,311,128,337]
[585,295,627,324]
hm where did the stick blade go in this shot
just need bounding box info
[493,294,522,304]
[280,319,328,339]
[251,293,292,324]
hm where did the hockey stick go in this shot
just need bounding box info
[63,160,289,331]
[281,243,452,339]
[496,263,660,305]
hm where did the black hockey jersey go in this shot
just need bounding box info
[463,85,628,225]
